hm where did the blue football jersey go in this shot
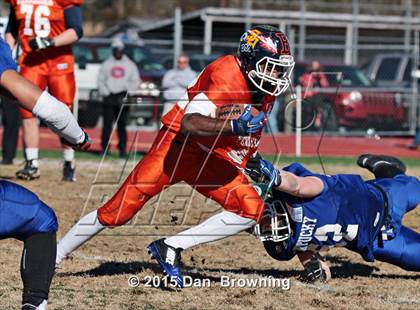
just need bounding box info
[277,163,385,262]
[0,180,57,240]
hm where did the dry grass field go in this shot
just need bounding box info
[0,156,419,309]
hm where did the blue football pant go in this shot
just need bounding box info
[0,180,57,240]
[374,226,420,271]
[372,174,420,271]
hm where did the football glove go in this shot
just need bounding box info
[231,105,265,135]
[299,254,327,283]
[61,130,92,151]
[29,37,55,51]
[260,159,282,188]
[245,153,266,182]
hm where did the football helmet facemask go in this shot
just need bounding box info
[238,25,295,96]
[254,197,291,243]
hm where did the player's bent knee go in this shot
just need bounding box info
[33,202,58,234]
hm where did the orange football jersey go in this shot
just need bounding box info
[161,55,275,167]
[7,0,83,73]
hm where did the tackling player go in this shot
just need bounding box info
[0,180,58,309]
[55,26,295,286]
[5,0,84,181]
[252,154,420,282]
[0,38,89,309]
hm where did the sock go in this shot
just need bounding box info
[63,148,75,162]
[21,232,55,308]
[164,211,256,250]
[25,148,39,162]
[56,210,105,265]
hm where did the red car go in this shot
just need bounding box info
[293,63,407,131]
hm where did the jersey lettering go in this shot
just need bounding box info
[21,4,51,37]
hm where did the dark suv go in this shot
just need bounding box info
[293,63,407,131]
[73,37,166,127]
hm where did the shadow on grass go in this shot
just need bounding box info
[328,255,420,280]
[57,260,300,282]
[57,255,419,289]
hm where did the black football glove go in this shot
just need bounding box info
[299,254,327,283]
[61,130,92,151]
[245,153,265,182]
[29,37,55,51]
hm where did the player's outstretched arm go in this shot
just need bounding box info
[259,159,324,197]
[0,39,90,149]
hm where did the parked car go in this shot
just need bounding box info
[73,37,166,127]
[292,63,407,131]
[362,52,418,89]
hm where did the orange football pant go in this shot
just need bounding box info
[97,127,264,226]
[19,67,75,119]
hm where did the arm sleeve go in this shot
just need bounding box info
[184,92,217,117]
[5,7,18,39]
[32,91,85,145]
[64,5,84,39]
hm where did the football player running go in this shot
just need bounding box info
[0,181,58,310]
[56,25,295,287]
[0,38,89,309]
[251,154,420,282]
[5,0,84,181]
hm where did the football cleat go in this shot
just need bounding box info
[357,154,406,178]
[147,238,184,288]
[62,161,76,182]
[22,299,47,310]
[16,160,40,180]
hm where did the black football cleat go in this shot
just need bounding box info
[16,160,40,180]
[62,161,76,182]
[357,154,406,178]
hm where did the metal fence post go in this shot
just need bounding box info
[296,85,302,157]
[173,7,182,69]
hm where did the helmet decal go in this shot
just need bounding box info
[258,36,278,54]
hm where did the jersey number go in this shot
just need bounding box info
[21,4,51,38]
[314,224,359,247]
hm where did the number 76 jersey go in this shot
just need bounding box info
[7,0,82,71]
